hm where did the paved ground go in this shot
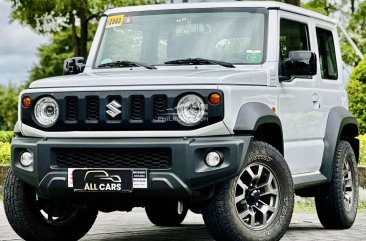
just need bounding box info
[1,204,365,241]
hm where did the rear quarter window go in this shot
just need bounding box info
[316,28,338,80]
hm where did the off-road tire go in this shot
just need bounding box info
[145,202,188,226]
[315,140,358,229]
[3,169,98,241]
[202,141,294,241]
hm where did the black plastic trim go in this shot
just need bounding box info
[11,135,252,200]
[233,102,281,133]
[320,106,359,180]
[21,90,224,131]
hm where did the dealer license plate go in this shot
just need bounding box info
[68,169,148,193]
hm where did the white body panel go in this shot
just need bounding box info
[19,2,348,177]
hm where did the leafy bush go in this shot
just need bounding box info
[348,59,366,134]
[360,135,366,166]
[0,131,14,143]
[0,142,10,165]
[0,84,19,131]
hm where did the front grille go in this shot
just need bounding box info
[130,95,144,120]
[66,96,78,121]
[21,90,224,131]
[55,148,172,169]
[86,96,99,121]
[153,95,167,120]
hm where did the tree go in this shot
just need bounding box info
[284,0,300,6]
[0,84,20,131]
[302,0,337,16]
[8,0,159,59]
[348,2,366,59]
[26,24,98,87]
[347,58,366,134]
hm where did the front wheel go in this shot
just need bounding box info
[202,141,294,241]
[145,201,188,226]
[3,169,98,241]
[315,140,358,229]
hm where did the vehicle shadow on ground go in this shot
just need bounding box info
[86,223,326,241]
[86,225,213,241]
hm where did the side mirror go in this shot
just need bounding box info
[281,51,317,81]
[63,57,85,75]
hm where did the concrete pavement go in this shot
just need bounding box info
[1,205,365,241]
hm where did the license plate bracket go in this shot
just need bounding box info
[72,169,134,193]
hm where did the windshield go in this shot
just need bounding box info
[95,8,267,68]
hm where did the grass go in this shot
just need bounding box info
[359,135,366,166]
[294,198,366,213]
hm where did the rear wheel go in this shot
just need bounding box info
[315,141,358,229]
[3,169,98,241]
[202,141,294,241]
[145,201,188,226]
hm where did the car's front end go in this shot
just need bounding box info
[14,88,252,202]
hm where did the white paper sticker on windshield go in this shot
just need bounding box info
[246,50,262,54]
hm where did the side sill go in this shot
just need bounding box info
[292,172,328,189]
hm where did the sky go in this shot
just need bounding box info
[0,0,48,86]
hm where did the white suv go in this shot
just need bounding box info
[4,2,359,241]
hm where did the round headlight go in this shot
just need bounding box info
[176,94,206,126]
[34,97,59,127]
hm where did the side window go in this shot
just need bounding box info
[316,28,338,80]
[279,19,310,75]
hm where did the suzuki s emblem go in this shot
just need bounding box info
[106,100,122,118]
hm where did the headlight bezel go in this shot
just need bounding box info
[176,93,207,126]
[33,96,60,128]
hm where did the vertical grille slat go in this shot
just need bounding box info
[66,96,78,121]
[153,95,167,121]
[86,96,99,121]
[131,95,145,120]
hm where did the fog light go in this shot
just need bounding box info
[20,151,33,167]
[205,151,223,167]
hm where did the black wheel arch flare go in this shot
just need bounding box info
[321,106,359,181]
[233,102,284,155]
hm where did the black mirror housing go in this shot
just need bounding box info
[63,57,86,75]
[283,51,317,79]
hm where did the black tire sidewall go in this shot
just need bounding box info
[315,141,358,229]
[339,142,359,223]
[229,143,293,241]
[145,202,188,226]
[202,141,294,241]
[4,169,98,241]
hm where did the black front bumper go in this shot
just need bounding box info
[11,136,252,200]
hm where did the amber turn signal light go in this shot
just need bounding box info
[209,93,221,105]
[22,96,31,108]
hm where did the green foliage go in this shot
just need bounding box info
[347,59,366,135]
[301,0,336,16]
[348,2,366,45]
[0,85,20,131]
[345,1,366,67]
[27,29,76,86]
[0,132,14,143]
[359,135,366,166]
[7,0,160,58]
[0,132,13,165]
[26,25,98,86]
[0,142,11,165]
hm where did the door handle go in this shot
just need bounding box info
[312,93,320,109]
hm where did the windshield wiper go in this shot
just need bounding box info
[98,60,157,70]
[164,58,235,68]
